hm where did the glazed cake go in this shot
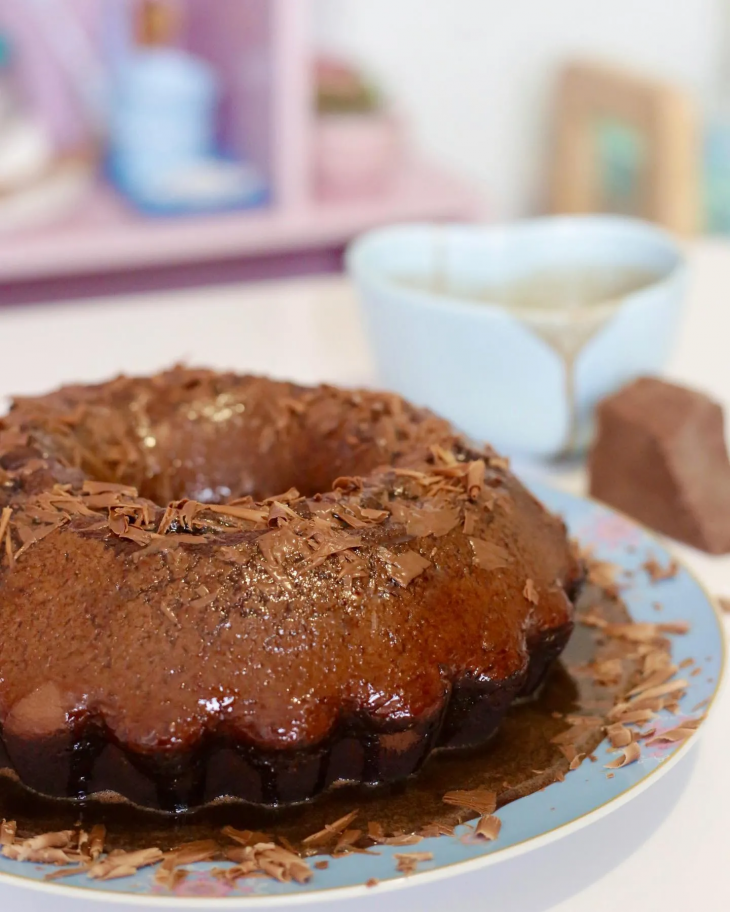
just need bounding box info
[0,368,580,812]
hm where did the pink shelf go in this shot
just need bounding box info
[0,161,478,283]
[0,0,482,302]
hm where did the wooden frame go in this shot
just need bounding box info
[550,61,700,234]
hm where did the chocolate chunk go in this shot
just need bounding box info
[589,378,730,553]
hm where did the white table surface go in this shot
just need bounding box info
[1,241,729,912]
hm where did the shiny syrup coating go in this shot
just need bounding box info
[0,369,580,812]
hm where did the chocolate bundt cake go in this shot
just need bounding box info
[0,368,580,812]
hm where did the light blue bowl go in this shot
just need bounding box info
[346,216,687,458]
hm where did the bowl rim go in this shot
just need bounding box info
[345,215,688,322]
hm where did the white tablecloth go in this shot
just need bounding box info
[1,243,729,911]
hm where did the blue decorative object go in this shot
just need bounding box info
[348,217,687,458]
[108,48,267,215]
[0,485,722,904]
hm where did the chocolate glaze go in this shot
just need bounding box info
[0,369,580,811]
[0,584,631,852]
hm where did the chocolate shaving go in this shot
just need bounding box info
[154,866,188,890]
[24,830,74,851]
[82,480,139,497]
[474,815,502,841]
[629,678,687,703]
[657,621,691,635]
[560,744,578,762]
[0,507,13,567]
[469,538,511,571]
[378,548,431,587]
[602,622,687,643]
[189,585,220,609]
[488,456,510,471]
[645,719,701,746]
[160,839,218,875]
[88,848,164,881]
[220,546,249,566]
[579,611,607,629]
[389,501,460,539]
[606,723,633,748]
[268,501,299,527]
[13,518,67,559]
[610,708,656,725]
[430,444,458,466]
[462,507,478,536]
[367,821,384,840]
[643,556,679,582]
[44,866,89,882]
[262,487,301,505]
[442,788,497,816]
[2,828,76,865]
[301,530,363,571]
[221,827,272,848]
[523,578,539,605]
[359,507,390,522]
[590,658,623,686]
[366,877,379,888]
[88,825,105,861]
[628,664,678,698]
[586,559,620,595]
[366,821,423,846]
[206,503,268,524]
[332,476,364,493]
[0,819,16,846]
[302,811,359,847]
[3,845,73,865]
[118,523,157,547]
[467,460,486,500]
[417,824,455,838]
[333,829,362,853]
[395,851,433,875]
[604,742,641,769]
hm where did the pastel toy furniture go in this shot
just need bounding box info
[0,0,478,304]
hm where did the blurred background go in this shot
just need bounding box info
[0,0,726,305]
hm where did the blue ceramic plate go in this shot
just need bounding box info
[0,485,724,906]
